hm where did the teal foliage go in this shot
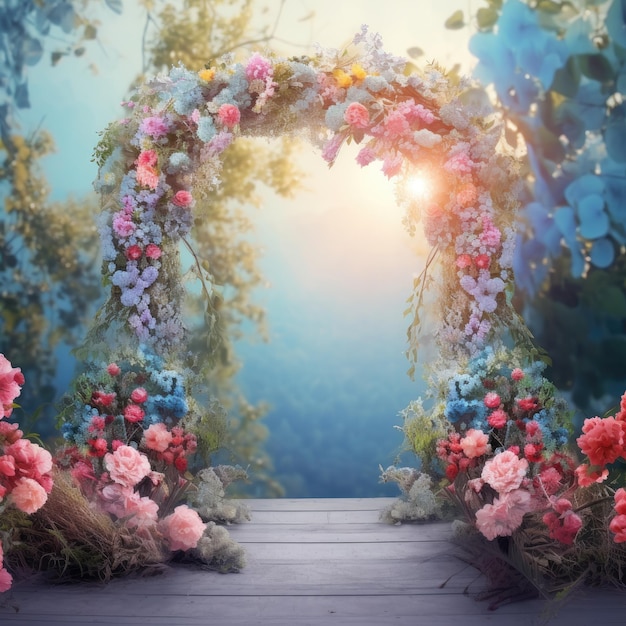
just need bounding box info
[463,0,626,410]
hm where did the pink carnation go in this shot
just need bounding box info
[511,368,524,381]
[143,423,173,453]
[124,404,145,423]
[475,489,532,540]
[112,214,136,238]
[172,190,193,208]
[615,488,626,515]
[130,387,148,404]
[487,409,508,429]
[136,149,158,167]
[483,392,501,409]
[159,504,206,551]
[217,103,241,128]
[356,146,376,167]
[460,429,491,459]
[5,438,53,480]
[344,102,370,129]
[610,514,626,543]
[104,445,151,488]
[136,165,160,189]
[481,450,528,494]
[577,416,626,467]
[10,477,48,514]
[124,493,159,528]
[0,353,23,418]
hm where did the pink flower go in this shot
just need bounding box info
[245,52,273,81]
[125,245,143,261]
[383,110,409,136]
[517,396,539,413]
[577,416,626,467]
[130,387,148,404]
[456,183,477,207]
[321,134,344,163]
[0,566,12,593]
[614,488,626,515]
[574,463,608,487]
[0,455,15,476]
[217,103,241,128]
[139,116,169,138]
[5,438,52,480]
[136,149,158,167]
[104,445,151,488]
[145,244,162,259]
[143,423,173,453]
[475,489,532,540]
[460,429,491,459]
[344,102,370,128]
[481,450,528,494]
[474,254,490,270]
[172,190,193,208]
[10,477,48,514]
[124,493,159,528]
[456,254,472,269]
[609,514,626,543]
[99,482,132,518]
[107,363,121,376]
[159,504,206,551]
[543,507,583,545]
[511,368,524,381]
[136,165,159,189]
[381,153,403,178]
[483,392,501,409]
[0,354,23,418]
[112,213,136,238]
[356,146,376,167]
[487,409,508,429]
[124,404,145,423]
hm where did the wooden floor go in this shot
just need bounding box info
[1,498,624,625]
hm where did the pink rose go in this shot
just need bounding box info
[217,103,241,128]
[124,493,159,528]
[343,102,370,129]
[481,450,528,494]
[143,423,173,453]
[172,190,193,208]
[124,404,145,423]
[5,438,52,480]
[475,489,532,540]
[487,409,508,429]
[460,429,491,459]
[145,244,162,259]
[483,392,501,409]
[104,445,151,488]
[130,387,148,404]
[0,353,23,418]
[159,504,206,551]
[10,477,48,514]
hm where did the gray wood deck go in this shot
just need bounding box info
[1,498,623,625]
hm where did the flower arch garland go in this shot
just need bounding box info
[83,26,626,598]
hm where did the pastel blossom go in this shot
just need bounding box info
[139,116,169,138]
[159,504,206,551]
[172,190,193,208]
[104,445,151,488]
[475,489,532,540]
[460,429,491,458]
[344,102,370,128]
[10,477,48,514]
[124,404,145,423]
[143,422,173,453]
[217,103,241,128]
[245,52,272,81]
[481,450,528,493]
[577,416,626,468]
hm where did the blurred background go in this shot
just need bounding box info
[3,0,625,497]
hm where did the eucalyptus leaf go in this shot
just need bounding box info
[444,10,465,30]
[476,7,498,29]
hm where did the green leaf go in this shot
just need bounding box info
[477,7,498,29]
[444,10,465,30]
[578,53,615,83]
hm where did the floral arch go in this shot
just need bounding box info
[2,26,625,597]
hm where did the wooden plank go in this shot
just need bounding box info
[246,509,431,524]
[243,498,397,511]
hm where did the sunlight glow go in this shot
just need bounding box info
[405,173,431,199]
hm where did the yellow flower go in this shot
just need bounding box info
[198,68,215,82]
[351,63,367,82]
[332,69,352,89]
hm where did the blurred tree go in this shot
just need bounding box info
[444,0,626,418]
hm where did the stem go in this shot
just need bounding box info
[181,235,213,301]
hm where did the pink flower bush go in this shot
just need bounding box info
[0,353,23,418]
[481,450,528,494]
[104,445,151,488]
[159,505,206,551]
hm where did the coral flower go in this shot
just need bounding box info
[511,368,525,381]
[159,505,206,551]
[217,103,241,128]
[574,463,609,487]
[483,392,501,409]
[143,422,173,453]
[172,190,193,208]
[136,149,158,168]
[614,488,626,515]
[487,409,508,429]
[456,254,472,269]
[577,416,626,467]
[460,428,491,458]
[344,102,370,129]
[481,450,528,493]
[130,387,148,404]
[125,245,143,261]
[107,363,121,376]
[609,514,626,543]
[145,243,162,259]
[475,489,532,540]
[124,404,145,423]
[0,353,23,418]
[10,477,48,514]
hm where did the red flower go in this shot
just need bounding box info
[174,455,188,472]
[577,416,626,467]
[487,409,508,429]
[445,463,459,481]
[474,254,490,269]
[125,244,143,260]
[145,244,162,259]
[130,387,148,403]
[107,363,121,376]
[524,442,544,463]
[511,368,524,381]
[91,391,116,408]
[483,392,501,409]
[88,438,108,457]
[517,397,539,413]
